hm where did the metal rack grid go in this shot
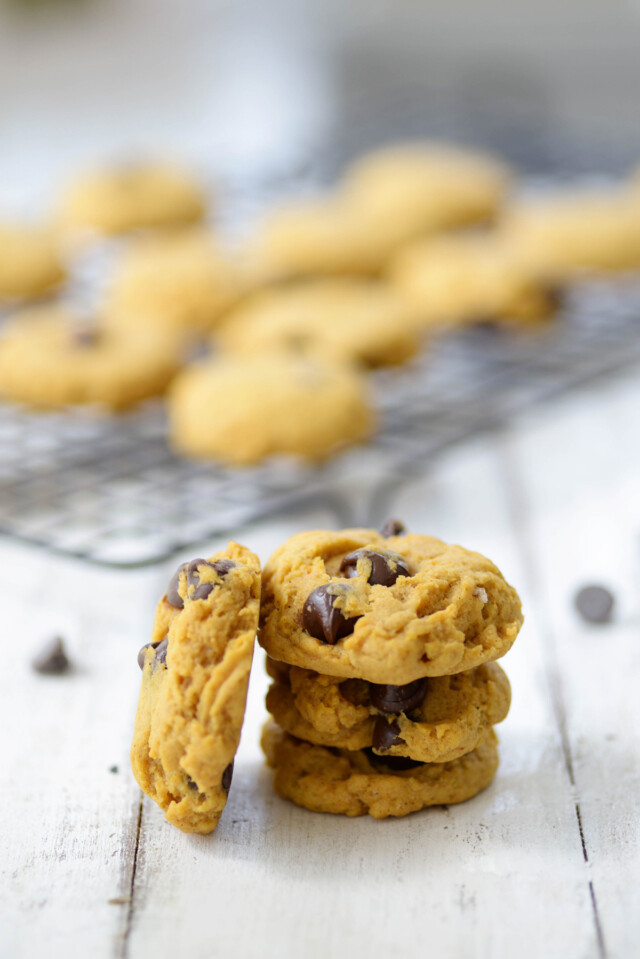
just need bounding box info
[1,272,639,568]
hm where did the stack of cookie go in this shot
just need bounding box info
[258,522,523,818]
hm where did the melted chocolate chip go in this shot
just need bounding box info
[302,584,361,644]
[340,548,410,587]
[574,585,615,624]
[137,637,168,670]
[369,678,428,714]
[380,519,406,537]
[32,637,70,675]
[166,558,236,608]
[364,749,424,772]
[222,761,234,792]
[186,776,199,791]
[372,717,406,752]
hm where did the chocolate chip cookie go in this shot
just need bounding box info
[131,544,261,834]
[261,721,499,818]
[259,528,523,684]
[266,658,511,763]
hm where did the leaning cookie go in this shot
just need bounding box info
[388,233,562,329]
[217,279,420,368]
[169,352,375,465]
[0,306,183,410]
[342,142,511,242]
[131,545,261,834]
[0,221,66,301]
[261,721,499,818]
[259,525,523,683]
[59,160,206,236]
[266,659,510,763]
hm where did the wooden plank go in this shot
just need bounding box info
[126,440,597,959]
[500,366,640,958]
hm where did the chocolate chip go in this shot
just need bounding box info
[339,678,370,707]
[31,637,70,675]
[302,584,361,644]
[372,717,406,752]
[109,766,119,774]
[369,678,428,714]
[574,585,615,624]
[380,519,406,537]
[186,776,199,791]
[167,558,236,608]
[364,749,424,772]
[71,326,100,348]
[340,548,410,587]
[222,761,234,792]
[137,637,168,670]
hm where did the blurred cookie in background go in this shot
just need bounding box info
[58,160,207,237]
[342,142,512,243]
[169,351,375,465]
[499,188,640,277]
[389,232,562,330]
[216,279,421,368]
[105,228,250,337]
[0,221,66,302]
[0,305,183,410]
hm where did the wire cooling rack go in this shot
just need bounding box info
[1,272,639,567]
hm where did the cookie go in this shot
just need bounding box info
[259,527,523,683]
[389,233,561,329]
[59,161,206,235]
[0,222,66,301]
[106,229,248,336]
[265,659,510,763]
[499,189,640,277]
[251,194,415,278]
[131,545,261,834]
[217,279,420,368]
[261,721,499,818]
[0,306,182,409]
[169,352,375,464]
[342,142,511,242]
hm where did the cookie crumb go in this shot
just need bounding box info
[31,637,70,675]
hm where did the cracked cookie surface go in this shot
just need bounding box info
[259,528,523,683]
[266,658,510,763]
[261,721,499,818]
[130,543,261,834]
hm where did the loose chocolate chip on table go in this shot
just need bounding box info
[380,519,406,537]
[109,766,119,774]
[369,678,428,714]
[137,636,169,670]
[31,636,70,675]
[222,761,234,792]
[302,584,361,644]
[166,558,236,608]
[372,716,406,752]
[364,749,424,772]
[340,548,410,587]
[574,585,615,624]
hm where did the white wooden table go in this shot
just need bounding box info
[1,366,638,959]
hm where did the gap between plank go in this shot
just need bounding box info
[496,431,608,959]
[118,794,144,959]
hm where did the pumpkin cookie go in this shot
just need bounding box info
[131,545,261,834]
[389,233,561,329]
[343,142,511,241]
[261,721,499,818]
[265,659,510,763]
[0,221,66,301]
[259,526,523,683]
[217,279,420,368]
[106,229,248,335]
[169,352,375,464]
[0,306,182,409]
[59,161,206,235]
[499,189,640,277]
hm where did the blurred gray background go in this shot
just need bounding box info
[1,0,640,211]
